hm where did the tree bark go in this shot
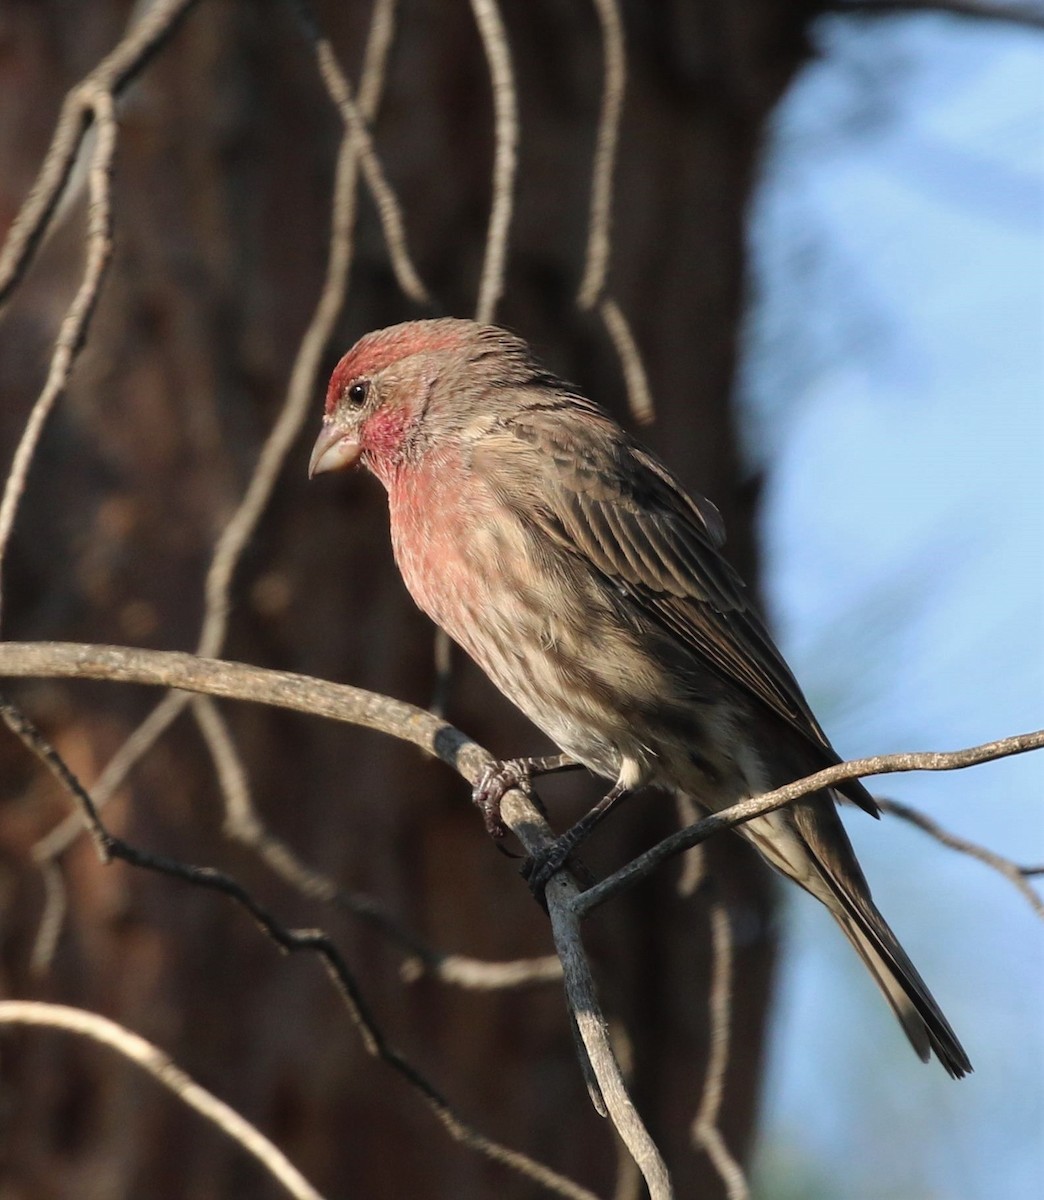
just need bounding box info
[0,2,815,1196]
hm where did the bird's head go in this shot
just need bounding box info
[308,317,528,485]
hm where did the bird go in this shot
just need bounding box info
[309,316,971,1077]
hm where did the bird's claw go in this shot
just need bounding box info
[472,760,530,840]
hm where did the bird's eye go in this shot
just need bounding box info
[346,380,369,406]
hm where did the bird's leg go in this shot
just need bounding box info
[524,781,632,896]
[472,753,581,839]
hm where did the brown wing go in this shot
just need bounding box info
[480,401,876,813]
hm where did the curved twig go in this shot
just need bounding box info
[1,699,597,1200]
[0,1001,324,1200]
[30,0,404,882]
[574,729,1044,915]
[691,886,748,1200]
[0,0,201,308]
[578,0,626,310]
[469,0,519,324]
[878,797,1044,918]
[600,296,654,425]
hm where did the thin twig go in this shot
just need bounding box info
[600,296,655,425]
[691,888,748,1200]
[0,0,201,309]
[0,1001,324,1200]
[0,645,664,1184]
[878,797,1044,918]
[0,699,596,1200]
[32,691,186,864]
[469,0,519,324]
[0,95,117,632]
[288,0,428,304]
[196,690,561,987]
[30,0,404,882]
[578,0,627,309]
[573,728,1044,915]
[403,954,562,988]
[28,861,68,977]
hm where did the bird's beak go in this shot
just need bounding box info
[308,420,362,478]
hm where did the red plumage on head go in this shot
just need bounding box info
[325,321,474,415]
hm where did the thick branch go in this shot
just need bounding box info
[0,642,660,1185]
[0,701,595,1200]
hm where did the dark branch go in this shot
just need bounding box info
[0,697,595,1200]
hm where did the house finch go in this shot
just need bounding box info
[309,317,970,1077]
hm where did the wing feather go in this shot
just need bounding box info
[475,402,876,813]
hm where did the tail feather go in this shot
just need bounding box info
[793,798,972,1079]
[741,793,972,1077]
[829,884,971,1078]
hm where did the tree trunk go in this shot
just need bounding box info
[0,2,814,1196]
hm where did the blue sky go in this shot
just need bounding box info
[741,14,1043,1199]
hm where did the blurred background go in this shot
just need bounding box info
[744,14,1043,1199]
[0,3,1040,1198]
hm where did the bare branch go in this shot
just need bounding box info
[828,0,1044,29]
[0,698,597,1200]
[600,296,655,425]
[575,729,1044,915]
[0,94,117,630]
[578,0,627,310]
[0,642,665,1186]
[30,0,407,885]
[289,0,429,305]
[0,639,485,779]
[878,797,1044,918]
[691,885,748,1200]
[469,0,519,324]
[546,870,673,1198]
[0,0,201,309]
[197,689,561,988]
[0,1001,324,1200]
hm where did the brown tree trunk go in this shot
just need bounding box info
[0,2,814,1196]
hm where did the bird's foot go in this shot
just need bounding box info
[521,779,631,899]
[522,828,595,898]
[522,836,573,897]
[472,759,533,840]
[472,754,574,840]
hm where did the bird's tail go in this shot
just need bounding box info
[746,797,972,1078]
[815,846,972,1078]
